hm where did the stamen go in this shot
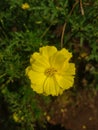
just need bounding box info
[45,68,57,77]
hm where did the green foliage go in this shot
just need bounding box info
[0,0,98,129]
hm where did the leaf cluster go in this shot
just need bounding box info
[0,0,98,129]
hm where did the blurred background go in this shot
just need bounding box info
[0,0,98,130]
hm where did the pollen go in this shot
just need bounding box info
[45,67,57,77]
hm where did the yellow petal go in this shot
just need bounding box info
[31,83,43,94]
[50,51,66,70]
[30,52,50,72]
[26,67,46,93]
[55,63,75,90]
[39,46,57,59]
[43,77,63,96]
[25,66,31,75]
[49,48,72,70]
[63,63,76,76]
[60,62,69,74]
[30,52,39,64]
[59,48,72,61]
[28,70,46,85]
[55,74,74,90]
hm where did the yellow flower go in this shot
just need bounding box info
[13,112,21,123]
[13,111,24,123]
[21,3,30,10]
[26,46,75,96]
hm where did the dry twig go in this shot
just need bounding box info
[80,0,85,15]
[60,0,79,48]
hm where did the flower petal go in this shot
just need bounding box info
[49,48,72,70]
[30,52,50,72]
[62,63,76,76]
[55,63,75,90]
[26,67,46,89]
[59,48,72,61]
[39,46,57,59]
[30,52,39,64]
[43,77,63,96]
[49,51,66,70]
[31,84,43,94]
[55,74,74,90]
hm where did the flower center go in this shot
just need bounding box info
[45,67,57,77]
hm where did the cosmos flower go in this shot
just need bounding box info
[26,46,75,96]
[21,3,30,10]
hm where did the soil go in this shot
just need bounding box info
[44,89,98,130]
[1,87,98,130]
